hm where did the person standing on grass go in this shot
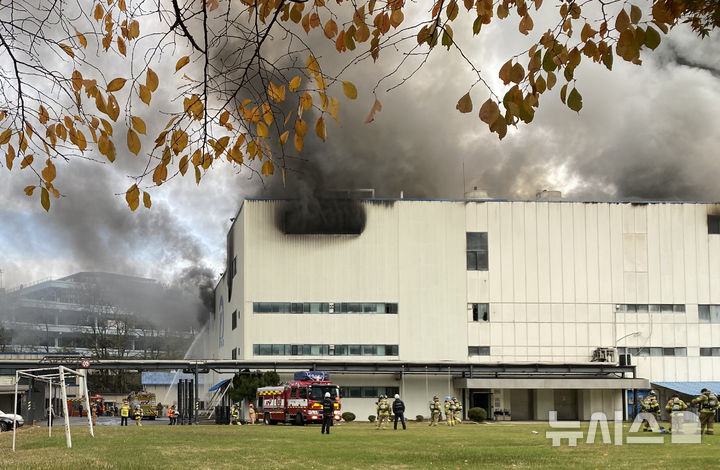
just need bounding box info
[376,395,390,429]
[692,388,719,435]
[453,397,463,424]
[392,394,406,430]
[120,401,130,426]
[429,397,441,426]
[133,404,143,426]
[321,392,334,434]
[248,403,256,424]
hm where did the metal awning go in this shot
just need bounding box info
[455,377,649,389]
[652,382,720,396]
[208,379,231,392]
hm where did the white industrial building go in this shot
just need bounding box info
[201,195,720,421]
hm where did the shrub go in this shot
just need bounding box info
[467,407,487,423]
[368,415,376,423]
[415,415,424,422]
[341,412,356,423]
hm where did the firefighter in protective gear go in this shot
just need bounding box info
[376,395,390,429]
[445,397,455,426]
[133,404,143,426]
[692,388,719,435]
[167,405,176,425]
[120,401,130,426]
[230,404,240,425]
[453,397,463,424]
[665,394,687,433]
[429,396,441,426]
[248,403,256,424]
[321,392,334,435]
[640,392,661,431]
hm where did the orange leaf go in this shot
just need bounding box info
[176,56,190,72]
[146,68,159,92]
[127,129,141,155]
[125,184,140,211]
[364,98,382,123]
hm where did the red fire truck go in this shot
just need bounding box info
[256,371,341,425]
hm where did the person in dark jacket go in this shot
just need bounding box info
[392,393,406,430]
[321,392,334,435]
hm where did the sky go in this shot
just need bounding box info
[1,4,720,300]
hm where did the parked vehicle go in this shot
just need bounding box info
[127,391,158,420]
[256,371,341,426]
[0,409,24,432]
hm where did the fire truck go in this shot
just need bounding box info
[127,391,158,420]
[256,371,341,425]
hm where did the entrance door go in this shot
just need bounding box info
[510,389,534,420]
[470,390,491,417]
[553,389,578,420]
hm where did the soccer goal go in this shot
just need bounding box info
[12,366,94,451]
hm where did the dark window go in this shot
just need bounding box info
[675,347,687,357]
[231,348,237,360]
[468,346,491,356]
[466,232,488,271]
[708,215,720,234]
[663,348,675,356]
[673,305,686,313]
[699,305,720,323]
[231,311,237,330]
[700,348,713,357]
[299,387,307,399]
[471,303,490,322]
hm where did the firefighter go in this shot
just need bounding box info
[392,393,406,430]
[248,403,256,424]
[453,397,463,424]
[376,395,390,429]
[133,404,143,426]
[321,392,334,434]
[429,396,441,426]
[445,396,455,426]
[665,394,687,433]
[167,405,176,425]
[120,401,130,426]
[230,404,240,425]
[692,388,719,435]
[640,392,661,431]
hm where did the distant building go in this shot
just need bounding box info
[201,197,720,421]
[0,272,195,358]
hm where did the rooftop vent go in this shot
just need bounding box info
[536,189,562,201]
[464,186,490,200]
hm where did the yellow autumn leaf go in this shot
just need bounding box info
[125,184,140,211]
[41,159,56,183]
[295,119,307,137]
[289,76,302,92]
[93,3,104,21]
[107,78,127,92]
[98,133,116,162]
[131,116,147,135]
[0,129,12,144]
[257,121,269,138]
[59,43,74,58]
[342,81,358,99]
[315,116,326,141]
[300,92,313,111]
[328,97,340,124]
[171,129,189,155]
[143,191,151,208]
[294,133,304,153]
[139,84,151,105]
[127,129,141,155]
[75,29,88,48]
[146,68,159,92]
[456,92,472,113]
[268,82,286,102]
[24,185,35,196]
[219,111,230,126]
[179,155,189,175]
[261,160,274,176]
[306,55,321,76]
[176,56,190,72]
[279,130,289,146]
[41,187,50,212]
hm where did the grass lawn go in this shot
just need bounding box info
[2,421,720,469]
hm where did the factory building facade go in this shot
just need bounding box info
[202,197,720,421]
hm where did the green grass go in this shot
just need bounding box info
[2,421,720,469]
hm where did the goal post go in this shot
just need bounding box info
[11,366,94,451]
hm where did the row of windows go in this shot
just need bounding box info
[699,305,720,323]
[700,348,720,356]
[253,302,398,314]
[617,347,687,357]
[616,304,686,313]
[468,346,491,356]
[253,344,399,356]
[466,232,488,271]
[341,386,400,399]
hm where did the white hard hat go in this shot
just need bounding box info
[395,394,400,399]
[324,392,330,398]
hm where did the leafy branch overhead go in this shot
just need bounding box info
[0,0,716,211]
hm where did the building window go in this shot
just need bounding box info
[231,311,237,330]
[617,304,685,314]
[468,346,491,356]
[708,215,720,234]
[231,348,237,360]
[252,344,399,357]
[466,232,488,271]
[700,347,720,356]
[470,303,489,322]
[340,386,399,398]
[622,347,686,357]
[699,305,720,323]
[253,302,398,314]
